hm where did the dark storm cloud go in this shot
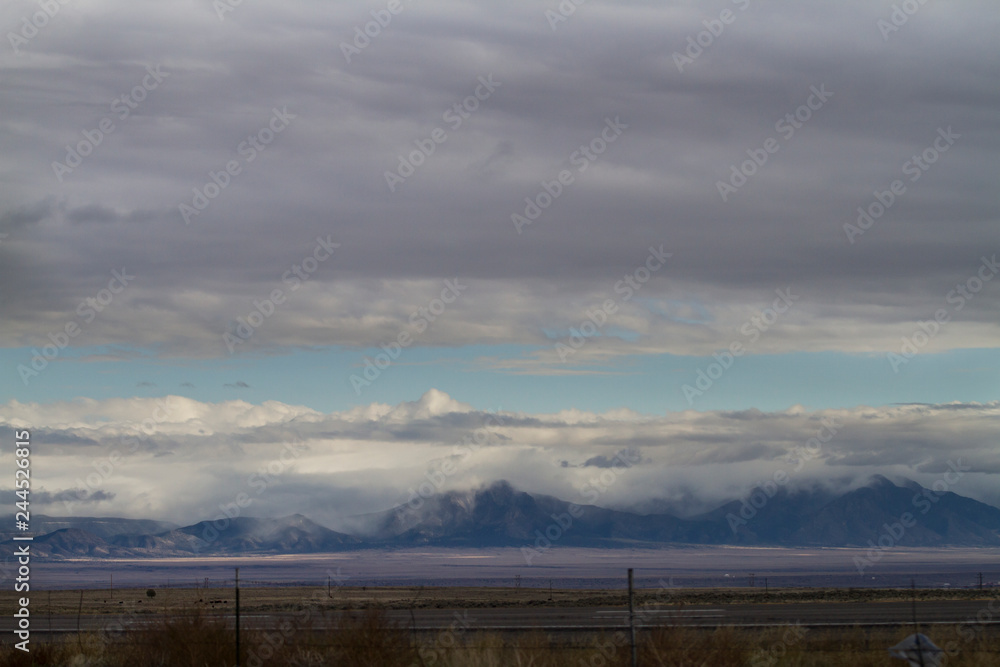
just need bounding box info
[0,488,114,505]
[0,0,997,358]
[582,448,645,468]
[49,488,116,503]
[0,198,59,233]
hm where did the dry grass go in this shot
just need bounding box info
[2,614,998,666]
[2,585,995,616]
[0,608,419,667]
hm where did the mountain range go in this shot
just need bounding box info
[6,476,1000,558]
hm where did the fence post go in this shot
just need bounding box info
[235,567,241,667]
[628,568,637,667]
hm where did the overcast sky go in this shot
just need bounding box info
[1,0,998,522]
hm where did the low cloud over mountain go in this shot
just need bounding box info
[8,476,999,558]
[2,391,999,529]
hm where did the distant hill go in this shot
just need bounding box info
[1,514,177,540]
[34,528,116,557]
[7,477,1000,558]
[168,514,361,554]
[15,514,360,558]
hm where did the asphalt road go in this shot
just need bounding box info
[393,600,1000,630]
[4,599,998,641]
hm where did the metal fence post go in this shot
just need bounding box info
[235,567,241,667]
[628,568,637,667]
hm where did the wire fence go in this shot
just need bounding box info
[9,579,1000,666]
[9,623,1000,667]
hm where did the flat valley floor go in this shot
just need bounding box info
[19,546,1000,590]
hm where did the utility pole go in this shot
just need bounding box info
[979,572,983,591]
[628,568,638,667]
[235,568,241,667]
[110,573,113,600]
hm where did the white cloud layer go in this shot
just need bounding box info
[3,390,998,527]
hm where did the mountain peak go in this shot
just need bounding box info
[866,474,897,489]
[480,479,517,497]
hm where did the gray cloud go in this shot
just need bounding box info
[0,0,997,361]
[582,448,645,468]
[0,488,115,506]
